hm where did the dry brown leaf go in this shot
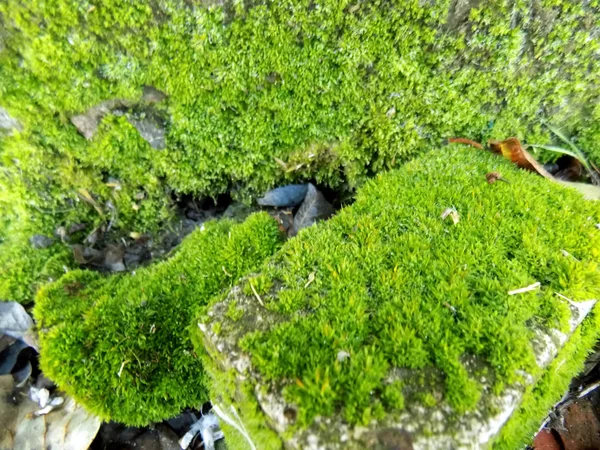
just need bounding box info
[488,138,555,179]
[487,138,600,200]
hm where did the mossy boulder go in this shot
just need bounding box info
[196,148,600,449]
[1,1,600,303]
[34,213,283,426]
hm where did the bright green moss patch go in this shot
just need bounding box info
[34,213,283,426]
[199,147,600,447]
[495,302,600,449]
[1,0,600,298]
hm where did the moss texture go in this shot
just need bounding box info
[34,213,283,426]
[0,221,73,304]
[197,147,600,447]
[1,0,600,302]
[494,302,600,449]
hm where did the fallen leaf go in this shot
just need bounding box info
[29,234,54,249]
[486,172,509,184]
[274,157,288,170]
[292,184,334,234]
[179,412,224,450]
[486,138,600,201]
[103,245,126,272]
[336,350,350,362]
[448,137,483,149]
[0,303,34,341]
[0,376,101,450]
[488,138,554,179]
[257,184,309,208]
[554,156,584,182]
[304,271,316,288]
[441,207,460,225]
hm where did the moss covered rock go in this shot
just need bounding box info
[34,213,283,426]
[1,0,600,235]
[197,147,600,449]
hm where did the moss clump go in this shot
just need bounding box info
[0,222,73,304]
[494,302,600,449]
[34,213,283,426]
[1,0,600,304]
[198,147,600,446]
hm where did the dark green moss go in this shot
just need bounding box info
[0,222,73,304]
[200,147,600,442]
[34,213,283,425]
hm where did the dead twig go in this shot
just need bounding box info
[249,282,264,307]
[508,282,540,295]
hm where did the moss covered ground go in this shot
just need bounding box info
[34,213,283,425]
[1,0,600,303]
[197,147,600,448]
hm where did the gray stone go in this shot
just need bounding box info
[29,235,54,250]
[127,116,166,150]
[201,281,596,449]
[142,85,168,103]
[71,99,131,140]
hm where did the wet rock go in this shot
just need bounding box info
[127,115,166,150]
[292,183,334,234]
[257,184,308,208]
[71,99,131,139]
[29,235,54,249]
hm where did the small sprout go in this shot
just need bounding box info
[118,361,129,378]
[386,107,396,118]
[304,271,316,288]
[508,282,540,295]
[441,207,459,225]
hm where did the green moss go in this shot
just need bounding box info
[226,300,244,322]
[382,381,405,411]
[1,0,599,303]
[200,147,600,443]
[34,213,283,425]
[0,223,73,304]
[495,302,600,449]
